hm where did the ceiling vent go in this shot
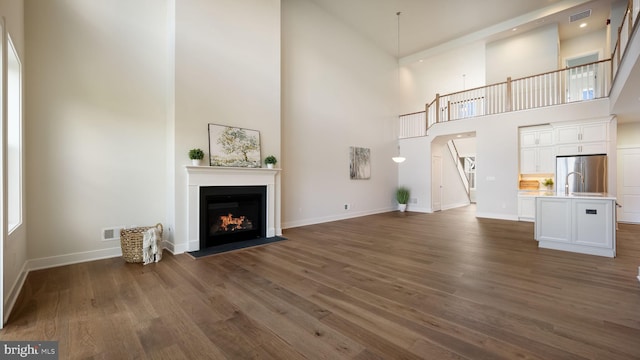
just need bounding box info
[570,9,591,23]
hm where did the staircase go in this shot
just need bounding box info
[446,140,470,201]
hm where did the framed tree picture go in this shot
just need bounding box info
[349,146,371,179]
[208,124,261,167]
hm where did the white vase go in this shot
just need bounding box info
[191,159,202,166]
[399,204,407,212]
[266,163,274,169]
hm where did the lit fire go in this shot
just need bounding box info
[218,213,251,232]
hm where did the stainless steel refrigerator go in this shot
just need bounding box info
[556,154,607,194]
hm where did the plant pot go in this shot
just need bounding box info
[266,163,274,169]
[398,204,407,212]
[191,159,203,166]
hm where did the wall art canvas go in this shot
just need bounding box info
[208,124,261,167]
[349,146,371,180]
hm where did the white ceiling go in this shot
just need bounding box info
[310,0,640,121]
[309,0,617,59]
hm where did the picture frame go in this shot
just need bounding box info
[349,146,371,180]
[208,124,262,168]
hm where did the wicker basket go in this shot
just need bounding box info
[120,223,163,263]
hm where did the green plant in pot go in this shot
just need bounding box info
[264,155,277,169]
[189,148,205,166]
[542,178,554,191]
[396,186,410,212]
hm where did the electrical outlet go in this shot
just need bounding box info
[344,204,351,210]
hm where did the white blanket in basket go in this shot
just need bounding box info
[142,227,162,265]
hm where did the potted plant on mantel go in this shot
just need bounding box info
[396,186,410,212]
[189,148,205,166]
[264,155,277,169]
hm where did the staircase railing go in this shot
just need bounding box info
[399,0,638,139]
[447,140,470,197]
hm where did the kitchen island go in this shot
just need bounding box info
[535,193,616,257]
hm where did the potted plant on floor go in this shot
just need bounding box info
[264,155,277,169]
[396,187,410,212]
[189,148,205,166]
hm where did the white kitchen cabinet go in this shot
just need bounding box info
[518,195,536,222]
[572,199,614,248]
[555,122,608,144]
[535,195,616,257]
[556,142,607,156]
[520,126,553,147]
[535,197,572,242]
[520,146,556,174]
[554,121,608,156]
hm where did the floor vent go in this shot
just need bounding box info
[570,9,591,23]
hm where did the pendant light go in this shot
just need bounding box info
[392,11,406,164]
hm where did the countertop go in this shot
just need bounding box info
[519,190,616,200]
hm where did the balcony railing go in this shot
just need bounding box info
[399,0,638,139]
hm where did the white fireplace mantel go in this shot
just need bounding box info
[186,166,281,252]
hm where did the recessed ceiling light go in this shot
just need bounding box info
[580,23,587,28]
[512,28,518,31]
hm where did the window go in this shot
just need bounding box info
[462,156,476,190]
[8,34,22,233]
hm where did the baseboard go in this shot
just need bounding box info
[282,207,395,229]
[162,240,190,255]
[475,212,519,221]
[442,201,470,211]
[27,246,123,272]
[4,261,29,325]
[3,247,123,325]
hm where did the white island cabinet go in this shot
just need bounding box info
[535,194,616,257]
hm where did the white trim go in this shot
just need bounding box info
[185,166,281,252]
[27,246,122,272]
[3,247,123,324]
[475,212,520,221]
[442,201,471,211]
[3,260,27,324]
[282,207,395,229]
[405,206,432,214]
[538,240,615,257]
[161,240,189,255]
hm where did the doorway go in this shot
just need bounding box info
[565,51,601,102]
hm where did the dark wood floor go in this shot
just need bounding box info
[2,206,640,359]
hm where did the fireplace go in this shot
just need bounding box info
[185,166,280,253]
[199,186,267,249]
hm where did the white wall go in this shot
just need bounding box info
[171,0,281,251]
[401,41,486,114]
[25,0,169,259]
[560,28,607,62]
[1,0,25,324]
[486,24,559,84]
[281,0,398,228]
[399,99,612,220]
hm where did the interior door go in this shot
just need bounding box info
[617,148,640,223]
[432,156,442,212]
[566,53,599,102]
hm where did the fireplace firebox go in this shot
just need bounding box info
[199,186,267,250]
